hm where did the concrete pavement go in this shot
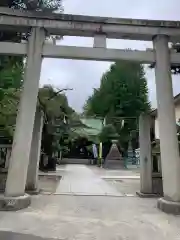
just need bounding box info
[0,164,180,239]
[1,195,180,240]
[55,165,123,196]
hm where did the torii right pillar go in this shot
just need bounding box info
[153,34,180,214]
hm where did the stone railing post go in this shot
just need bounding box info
[137,113,153,197]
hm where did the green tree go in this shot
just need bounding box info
[0,56,23,98]
[84,61,150,117]
[38,86,73,143]
[1,0,62,11]
[38,85,78,170]
[0,88,20,137]
[0,56,23,137]
[83,61,150,154]
[0,0,63,138]
[98,124,119,143]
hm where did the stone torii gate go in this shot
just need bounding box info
[0,7,180,213]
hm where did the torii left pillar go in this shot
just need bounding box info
[0,27,45,210]
[26,107,44,194]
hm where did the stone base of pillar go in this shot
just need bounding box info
[0,194,31,211]
[157,197,180,214]
[26,188,40,195]
[136,191,160,198]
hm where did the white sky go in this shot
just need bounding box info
[40,0,180,112]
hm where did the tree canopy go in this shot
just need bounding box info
[0,0,63,138]
[98,124,119,143]
[84,61,150,118]
[83,61,150,153]
[1,0,62,11]
[0,55,23,137]
[38,85,74,163]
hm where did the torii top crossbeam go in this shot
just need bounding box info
[0,7,180,41]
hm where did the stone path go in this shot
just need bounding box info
[55,165,123,196]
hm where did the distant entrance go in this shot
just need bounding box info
[67,137,92,158]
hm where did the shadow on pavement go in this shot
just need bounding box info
[0,231,58,240]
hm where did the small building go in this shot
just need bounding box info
[150,94,180,168]
[148,94,180,195]
[76,117,104,142]
[150,93,180,172]
[151,93,180,140]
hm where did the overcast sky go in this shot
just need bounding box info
[40,0,180,112]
